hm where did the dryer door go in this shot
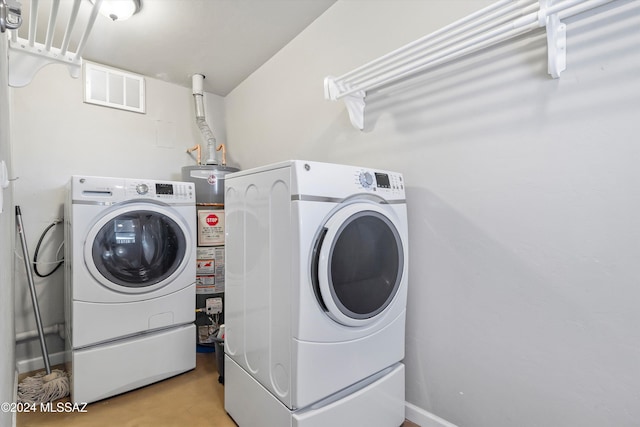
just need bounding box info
[312,202,405,327]
[84,202,191,294]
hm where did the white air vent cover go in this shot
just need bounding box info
[84,62,145,113]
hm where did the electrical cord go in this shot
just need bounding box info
[33,219,64,278]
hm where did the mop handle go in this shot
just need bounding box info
[15,206,52,375]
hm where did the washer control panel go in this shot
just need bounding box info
[73,176,195,204]
[126,180,194,201]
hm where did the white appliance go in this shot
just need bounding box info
[224,160,408,427]
[65,175,197,403]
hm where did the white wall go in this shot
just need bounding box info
[225,1,640,426]
[1,34,17,427]
[10,63,226,369]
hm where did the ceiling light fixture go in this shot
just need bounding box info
[90,0,141,22]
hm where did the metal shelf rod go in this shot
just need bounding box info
[324,0,619,129]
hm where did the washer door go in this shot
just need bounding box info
[84,203,191,294]
[312,202,405,327]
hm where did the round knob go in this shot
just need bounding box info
[136,183,149,195]
[359,171,374,188]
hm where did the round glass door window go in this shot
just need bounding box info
[91,210,187,289]
[330,212,402,317]
[313,203,405,326]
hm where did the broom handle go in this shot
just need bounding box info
[15,206,52,375]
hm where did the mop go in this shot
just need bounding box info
[15,206,69,404]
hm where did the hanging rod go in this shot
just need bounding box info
[6,0,102,87]
[324,0,618,130]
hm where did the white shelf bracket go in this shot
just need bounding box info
[324,76,366,130]
[8,42,81,87]
[539,0,567,78]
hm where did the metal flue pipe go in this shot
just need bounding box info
[192,74,218,165]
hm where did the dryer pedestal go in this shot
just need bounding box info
[225,357,405,427]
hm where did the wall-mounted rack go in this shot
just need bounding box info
[324,0,618,130]
[6,0,102,87]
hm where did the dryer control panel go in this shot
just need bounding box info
[289,161,406,201]
[356,170,404,194]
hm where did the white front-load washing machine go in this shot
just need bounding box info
[224,160,408,427]
[65,175,197,403]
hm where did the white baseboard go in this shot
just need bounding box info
[405,402,459,427]
[16,350,65,374]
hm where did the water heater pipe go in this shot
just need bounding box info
[192,74,219,165]
[186,144,202,165]
[216,143,227,166]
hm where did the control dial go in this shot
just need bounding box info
[359,171,374,189]
[136,183,149,195]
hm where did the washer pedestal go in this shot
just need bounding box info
[70,324,195,403]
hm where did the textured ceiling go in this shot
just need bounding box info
[18,0,336,96]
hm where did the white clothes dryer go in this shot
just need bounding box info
[65,175,197,403]
[224,160,408,427]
